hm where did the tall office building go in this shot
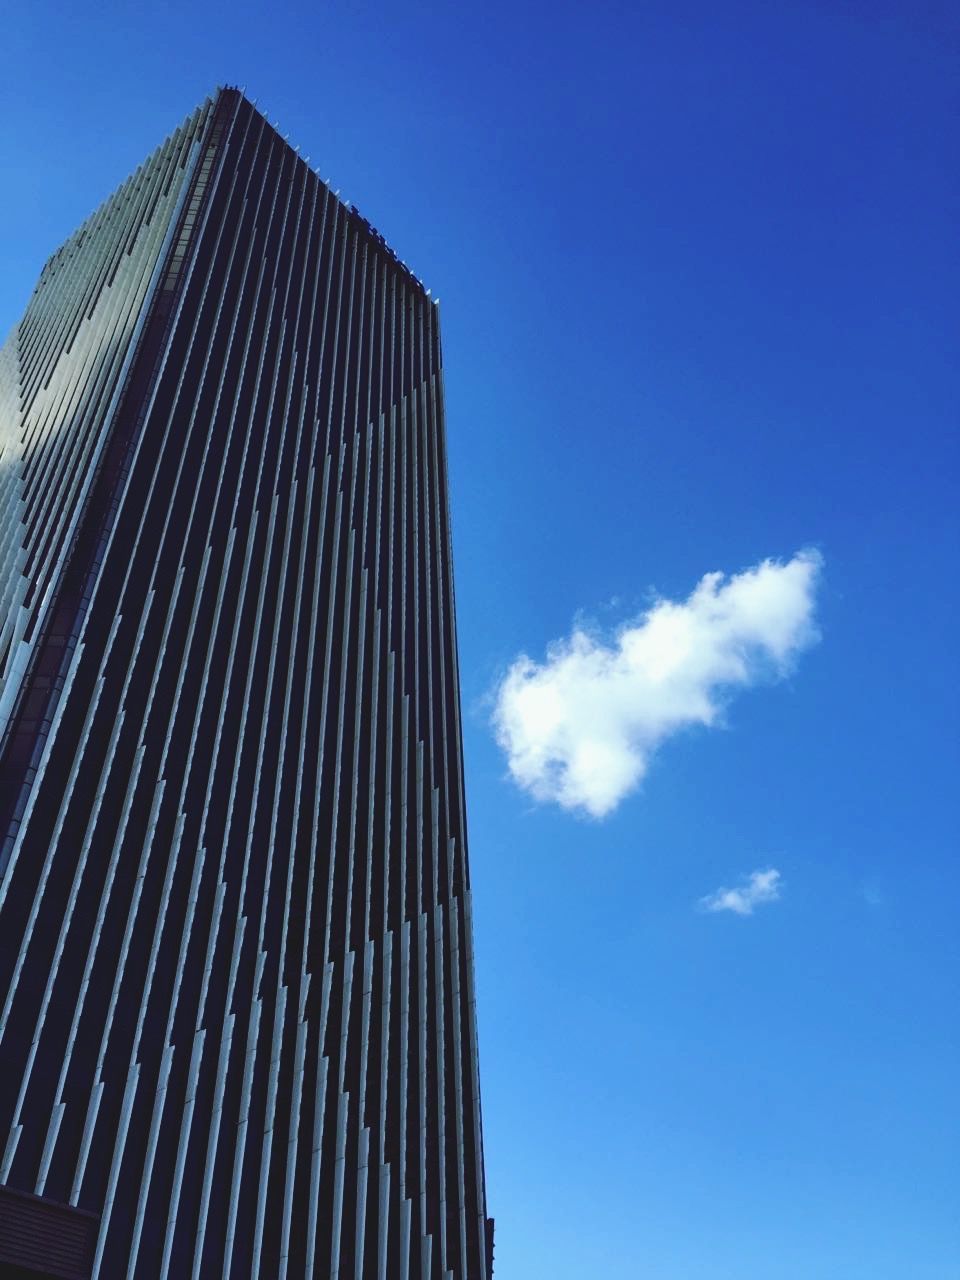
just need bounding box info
[0,89,491,1278]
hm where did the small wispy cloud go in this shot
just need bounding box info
[491,549,822,817]
[860,883,884,908]
[699,868,782,916]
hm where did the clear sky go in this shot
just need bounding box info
[2,3,957,1276]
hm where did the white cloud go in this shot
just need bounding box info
[860,883,884,908]
[492,549,822,817]
[699,868,782,916]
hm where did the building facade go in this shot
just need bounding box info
[0,88,491,1279]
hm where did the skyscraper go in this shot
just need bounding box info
[0,88,491,1279]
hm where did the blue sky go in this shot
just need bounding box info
[2,3,957,1276]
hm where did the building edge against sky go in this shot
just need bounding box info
[0,86,492,1277]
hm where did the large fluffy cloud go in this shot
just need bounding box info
[492,550,822,817]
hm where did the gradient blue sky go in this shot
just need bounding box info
[2,3,957,1276]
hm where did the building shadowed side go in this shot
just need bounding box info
[0,87,491,1279]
